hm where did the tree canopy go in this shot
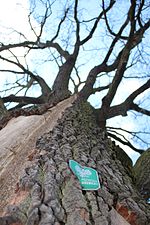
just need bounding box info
[0,0,150,154]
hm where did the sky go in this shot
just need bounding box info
[0,0,149,164]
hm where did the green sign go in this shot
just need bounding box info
[69,160,100,190]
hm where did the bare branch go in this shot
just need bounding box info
[107,126,150,145]
[107,131,144,154]
[74,0,80,43]
[0,55,51,97]
[2,95,43,105]
[136,0,145,28]
[37,4,51,41]
[125,79,150,104]
[92,84,110,94]
[102,0,129,40]
[103,18,129,64]
[0,41,36,52]
[51,7,69,42]
[100,20,150,115]
[131,104,150,116]
[45,41,70,60]
[0,69,24,74]
[80,0,116,45]
[106,79,150,119]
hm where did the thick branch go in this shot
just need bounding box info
[52,55,77,92]
[0,40,70,61]
[126,79,150,103]
[77,63,107,100]
[52,0,82,95]
[0,41,36,52]
[44,41,70,60]
[105,79,150,119]
[2,95,43,105]
[0,97,7,118]
[74,0,80,43]
[98,24,150,128]
[101,12,150,112]
[102,49,131,111]
[78,4,150,105]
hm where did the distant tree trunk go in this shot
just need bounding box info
[0,101,150,225]
[134,149,150,202]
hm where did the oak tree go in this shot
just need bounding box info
[0,1,150,224]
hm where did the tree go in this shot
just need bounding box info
[0,0,150,153]
[0,0,150,224]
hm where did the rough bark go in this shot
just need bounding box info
[0,97,7,119]
[134,149,150,201]
[0,101,150,225]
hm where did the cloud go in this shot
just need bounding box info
[0,0,39,91]
[0,0,42,48]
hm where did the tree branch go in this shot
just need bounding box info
[74,0,80,43]
[2,95,43,105]
[0,41,36,52]
[44,41,70,60]
[126,79,150,103]
[131,104,150,116]
[107,131,144,154]
[107,125,150,144]
[79,0,116,45]
[51,7,69,42]
[0,40,70,61]
[98,18,150,128]
[0,55,51,98]
[106,79,150,119]
[37,4,51,41]
[92,84,110,94]
[136,0,145,28]
[102,0,129,40]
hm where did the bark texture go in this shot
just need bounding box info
[134,149,150,201]
[0,101,150,225]
[0,96,76,213]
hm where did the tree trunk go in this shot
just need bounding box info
[0,100,150,225]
